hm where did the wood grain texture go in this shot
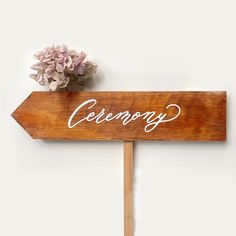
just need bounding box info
[11,91,226,141]
[124,141,134,236]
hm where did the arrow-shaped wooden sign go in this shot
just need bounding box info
[11,91,227,236]
[12,91,226,141]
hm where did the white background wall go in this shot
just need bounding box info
[0,0,236,235]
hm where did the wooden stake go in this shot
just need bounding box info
[124,141,134,236]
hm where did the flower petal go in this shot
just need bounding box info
[56,63,64,72]
[49,81,58,91]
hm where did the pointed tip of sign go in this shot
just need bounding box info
[11,110,17,120]
[11,107,19,123]
[10,93,37,139]
[11,109,36,139]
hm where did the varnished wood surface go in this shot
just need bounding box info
[11,91,226,141]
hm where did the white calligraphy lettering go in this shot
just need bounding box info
[67,99,181,132]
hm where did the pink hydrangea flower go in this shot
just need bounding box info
[30,45,98,90]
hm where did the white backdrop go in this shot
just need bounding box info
[0,0,236,235]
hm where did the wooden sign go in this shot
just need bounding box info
[11,90,227,236]
[12,91,226,141]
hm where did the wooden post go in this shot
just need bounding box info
[124,141,134,236]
